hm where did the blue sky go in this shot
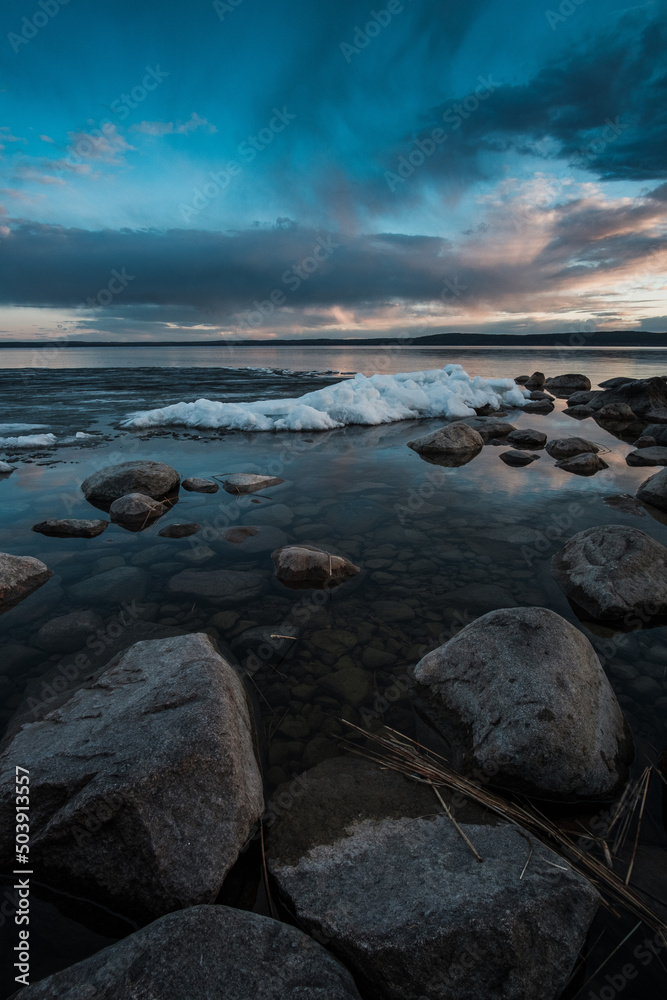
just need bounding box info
[0,0,665,340]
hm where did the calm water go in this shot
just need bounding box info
[1,347,666,998]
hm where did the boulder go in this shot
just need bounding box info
[109,492,168,530]
[222,473,285,494]
[506,428,547,449]
[644,407,667,424]
[272,544,359,588]
[626,447,667,466]
[567,390,598,406]
[524,370,546,388]
[596,403,637,421]
[67,566,149,605]
[406,422,484,456]
[520,398,555,413]
[9,905,361,1000]
[32,518,109,538]
[563,404,594,418]
[267,757,600,1000]
[500,450,540,466]
[544,374,591,397]
[181,476,219,493]
[35,609,104,653]
[587,377,667,418]
[642,425,667,445]
[552,525,667,622]
[414,607,632,799]
[545,437,601,460]
[555,453,608,475]
[599,376,638,389]
[158,522,201,538]
[168,568,266,603]
[0,552,53,614]
[637,467,667,511]
[0,634,264,922]
[463,418,516,442]
[633,436,657,449]
[81,461,180,510]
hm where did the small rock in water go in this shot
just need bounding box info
[158,522,201,538]
[626,446,667,466]
[545,437,601,460]
[32,518,108,538]
[68,566,149,605]
[181,476,219,493]
[0,552,53,615]
[633,435,657,449]
[169,568,266,603]
[601,494,645,517]
[500,449,540,466]
[272,544,359,588]
[222,473,285,494]
[563,404,594,418]
[81,460,180,510]
[222,525,289,552]
[524,370,546,389]
[406,422,484,456]
[224,526,260,543]
[506,428,547,449]
[109,492,169,530]
[555,453,608,475]
[637,467,667,511]
[544,373,591,396]
[520,398,555,413]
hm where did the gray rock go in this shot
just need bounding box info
[414,606,632,799]
[587,377,667,417]
[633,436,657,449]
[0,552,53,614]
[35,610,104,653]
[68,566,149,605]
[567,390,598,406]
[463,417,516,442]
[598,376,638,389]
[544,373,591,397]
[521,398,555,413]
[500,449,540,466]
[545,437,601,460]
[626,446,667,466]
[0,634,264,922]
[596,402,637,421]
[555,453,608,475]
[407,422,484,456]
[637,467,667,510]
[506,428,547,449]
[272,544,359,588]
[643,424,667,444]
[524,370,546,388]
[552,524,667,622]
[109,492,168,529]
[168,568,266,603]
[222,473,285,494]
[81,460,180,510]
[644,407,667,424]
[158,522,201,538]
[181,476,219,493]
[32,519,108,538]
[563,404,594,418]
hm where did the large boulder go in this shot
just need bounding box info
[407,422,483,456]
[626,446,667,466]
[0,552,53,614]
[168,567,267,603]
[552,525,667,622]
[544,374,591,397]
[413,607,632,799]
[267,757,600,1000]
[0,634,264,922]
[32,518,108,538]
[637,467,667,510]
[109,492,169,530]
[545,437,601,460]
[12,905,361,1000]
[587,377,667,417]
[272,544,359,588]
[81,461,180,511]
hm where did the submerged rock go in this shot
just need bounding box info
[68,566,149,605]
[35,609,104,653]
[32,518,108,538]
[544,373,591,396]
[168,567,267,602]
[626,446,667,466]
[181,476,219,493]
[220,525,288,552]
[222,473,285,494]
[506,428,547,449]
[545,437,601,460]
[552,524,667,622]
[109,492,168,530]
[500,449,540,466]
[406,422,484,456]
[0,552,53,614]
[555,453,608,476]
[158,521,201,538]
[81,460,180,510]
[0,634,264,922]
[414,606,632,799]
[272,544,359,588]
[637,467,667,510]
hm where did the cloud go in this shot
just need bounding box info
[131,113,217,136]
[0,127,27,155]
[64,124,135,164]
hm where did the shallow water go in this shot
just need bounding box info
[1,349,666,998]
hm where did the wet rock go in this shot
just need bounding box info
[514,374,530,384]
[222,473,285,494]
[168,568,266,603]
[506,428,547,449]
[272,544,359,588]
[524,370,546,389]
[637,467,667,511]
[32,518,109,538]
[81,460,180,511]
[181,476,219,493]
[564,404,594,418]
[463,417,516,442]
[544,373,591,397]
[109,492,168,530]
[0,634,264,922]
[0,552,53,614]
[527,389,554,400]
[407,422,484,456]
[626,446,667,466]
[599,376,638,389]
[633,436,657,449]
[555,453,608,476]
[414,606,632,799]
[545,437,601,460]
[158,522,201,538]
[68,566,149,605]
[12,905,361,1000]
[500,449,540,466]
[521,398,555,413]
[440,582,518,615]
[596,402,637,421]
[567,390,598,406]
[587,377,667,418]
[321,666,372,706]
[36,609,104,653]
[552,524,667,621]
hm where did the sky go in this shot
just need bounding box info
[0,0,665,342]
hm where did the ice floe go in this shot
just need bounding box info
[0,433,58,448]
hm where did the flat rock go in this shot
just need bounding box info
[168,567,266,602]
[545,437,601,459]
[0,552,53,614]
[552,524,667,621]
[35,609,104,653]
[81,460,180,510]
[555,453,608,475]
[0,634,264,922]
[500,449,540,466]
[544,373,591,396]
[181,476,219,493]
[414,606,632,799]
[222,473,285,494]
[506,428,547,449]
[14,905,361,1000]
[32,518,109,538]
[626,446,667,466]
[637,467,667,510]
[158,522,201,538]
[272,544,359,588]
[407,421,484,456]
[109,492,168,530]
[68,566,149,605]
[633,436,657,449]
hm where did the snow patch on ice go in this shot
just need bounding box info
[122,365,530,432]
[0,434,58,448]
